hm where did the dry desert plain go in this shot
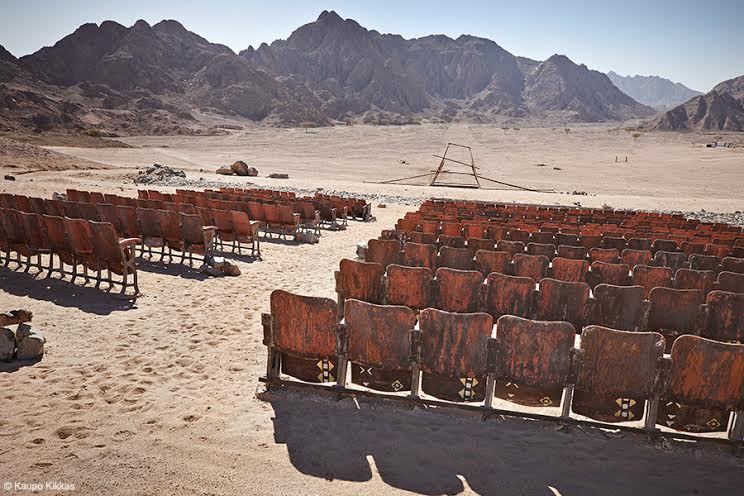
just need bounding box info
[1,124,744,495]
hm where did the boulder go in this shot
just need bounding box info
[246,167,258,177]
[15,324,45,361]
[230,160,250,176]
[0,309,33,327]
[0,327,15,361]
[221,261,241,276]
[215,166,234,176]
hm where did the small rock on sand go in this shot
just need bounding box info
[15,324,45,361]
[0,328,15,361]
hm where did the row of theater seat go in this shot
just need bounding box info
[0,207,140,294]
[363,239,744,294]
[263,290,744,437]
[335,259,743,347]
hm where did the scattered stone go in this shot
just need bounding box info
[553,167,562,170]
[215,166,234,176]
[221,261,241,277]
[15,324,45,361]
[199,264,225,277]
[0,309,33,327]
[4,175,15,181]
[268,173,289,179]
[377,204,386,208]
[356,242,368,260]
[0,328,16,361]
[295,231,320,244]
[231,160,251,176]
[52,192,68,200]
[246,167,258,177]
[135,163,186,185]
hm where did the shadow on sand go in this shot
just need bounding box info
[263,388,744,495]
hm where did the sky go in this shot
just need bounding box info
[1,0,742,92]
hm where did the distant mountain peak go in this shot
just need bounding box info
[607,71,702,110]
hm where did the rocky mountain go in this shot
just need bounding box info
[245,10,654,123]
[607,71,702,111]
[3,11,657,136]
[645,75,744,131]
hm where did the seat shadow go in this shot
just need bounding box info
[264,389,744,495]
[0,358,41,373]
[0,267,136,315]
[135,257,209,280]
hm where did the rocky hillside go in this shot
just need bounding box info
[607,71,702,110]
[3,11,657,135]
[645,75,744,131]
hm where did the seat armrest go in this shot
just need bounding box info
[119,237,142,247]
[202,225,218,233]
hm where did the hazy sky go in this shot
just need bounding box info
[1,0,742,91]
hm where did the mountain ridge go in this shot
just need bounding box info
[607,71,702,111]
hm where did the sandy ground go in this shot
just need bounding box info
[1,124,744,495]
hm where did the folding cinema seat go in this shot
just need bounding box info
[88,191,105,204]
[17,211,48,272]
[335,259,385,315]
[462,223,487,240]
[230,211,260,258]
[572,326,664,423]
[530,232,555,245]
[556,245,587,260]
[179,213,217,266]
[403,242,437,269]
[601,236,627,251]
[263,204,282,235]
[66,189,89,202]
[681,241,706,257]
[527,242,555,260]
[621,249,652,268]
[632,265,674,299]
[0,193,15,209]
[674,268,716,295]
[646,287,704,350]
[496,240,525,258]
[0,209,27,268]
[440,222,461,237]
[264,290,341,384]
[384,264,433,311]
[487,225,508,241]
[733,246,744,258]
[416,309,494,402]
[28,197,46,215]
[652,239,678,254]
[590,284,645,331]
[158,209,184,257]
[653,250,688,272]
[247,202,265,224]
[513,254,549,283]
[61,201,81,219]
[685,254,720,273]
[136,208,165,258]
[116,206,140,239]
[96,204,121,235]
[706,244,731,259]
[721,257,744,274]
[466,237,494,255]
[535,278,591,332]
[509,229,531,243]
[589,261,630,288]
[277,205,301,238]
[550,257,589,283]
[703,291,744,343]
[717,271,744,294]
[211,209,235,251]
[589,248,620,264]
[344,299,417,392]
[474,250,511,276]
[437,235,466,248]
[137,190,149,200]
[41,215,75,276]
[420,220,439,235]
[366,239,402,269]
[555,233,580,247]
[433,267,484,313]
[438,246,474,271]
[656,336,744,433]
[89,221,140,294]
[408,231,437,245]
[493,315,575,408]
[64,217,97,283]
[482,272,535,320]
[627,238,652,251]
[580,234,602,249]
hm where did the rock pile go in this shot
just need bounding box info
[134,163,187,185]
[216,160,258,177]
[0,310,45,362]
[199,256,241,277]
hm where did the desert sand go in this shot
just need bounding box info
[1,124,744,495]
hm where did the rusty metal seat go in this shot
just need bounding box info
[556,245,587,260]
[555,233,580,247]
[41,214,75,276]
[589,247,621,264]
[588,261,630,288]
[230,210,260,258]
[403,242,437,269]
[706,243,731,259]
[590,284,646,331]
[647,287,705,350]
[681,241,706,257]
[496,240,525,258]
[627,238,652,251]
[494,315,575,408]
[179,213,217,266]
[631,265,674,299]
[408,231,437,245]
[689,254,721,273]
[474,250,511,276]
[64,217,97,284]
[344,299,417,392]
[721,257,744,274]
[136,207,164,258]
[384,264,433,312]
[527,242,556,260]
[264,290,340,384]
[530,231,555,245]
[717,271,744,294]
[366,239,402,269]
[335,259,385,315]
[573,326,664,423]
[652,238,678,254]
[657,335,744,433]
[703,290,744,343]
[438,246,474,270]
[653,250,688,272]
[601,236,627,251]
[551,257,589,283]
[674,268,716,295]
[433,267,484,313]
[535,278,591,332]
[466,237,495,255]
[89,220,140,294]
[621,249,652,268]
[416,309,494,402]
[483,272,535,320]
[513,253,549,283]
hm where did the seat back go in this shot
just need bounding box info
[402,242,437,268]
[18,211,46,249]
[336,259,384,306]
[136,208,162,238]
[512,253,549,282]
[621,249,652,268]
[158,209,183,246]
[573,326,664,422]
[721,257,744,274]
[366,239,402,268]
[589,248,620,264]
[384,264,432,311]
[496,240,525,258]
[632,265,673,299]
[674,268,716,294]
[647,287,704,344]
[42,215,71,255]
[591,284,645,331]
[689,254,721,273]
[483,272,534,319]
[653,250,688,272]
[438,246,474,270]
[703,291,744,343]
[495,315,575,407]
[589,261,630,287]
[433,267,483,313]
[551,257,589,283]
[474,250,511,276]
[717,271,744,294]
[90,221,123,266]
[64,218,94,256]
[180,213,205,246]
[536,278,590,331]
[527,242,555,260]
[556,245,587,260]
[345,299,416,392]
[419,309,494,401]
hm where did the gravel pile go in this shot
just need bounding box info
[134,163,186,185]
